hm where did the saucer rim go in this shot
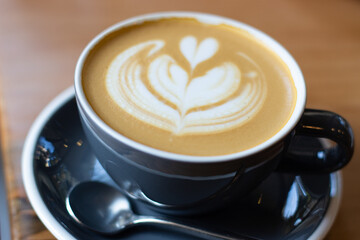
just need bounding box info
[21,86,342,240]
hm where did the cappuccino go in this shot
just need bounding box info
[82,18,296,156]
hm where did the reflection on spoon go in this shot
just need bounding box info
[66,181,257,240]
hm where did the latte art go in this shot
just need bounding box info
[83,18,296,155]
[106,36,266,135]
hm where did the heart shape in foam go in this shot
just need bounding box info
[180,36,218,70]
[106,36,266,135]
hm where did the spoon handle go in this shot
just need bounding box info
[131,215,258,240]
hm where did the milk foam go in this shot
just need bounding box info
[106,36,266,135]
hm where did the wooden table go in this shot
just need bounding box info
[0,0,359,239]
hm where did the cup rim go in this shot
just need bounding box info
[74,11,306,163]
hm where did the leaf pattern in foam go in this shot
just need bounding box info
[106,36,265,135]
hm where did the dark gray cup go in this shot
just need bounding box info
[74,12,354,215]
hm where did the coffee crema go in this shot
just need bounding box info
[82,18,296,156]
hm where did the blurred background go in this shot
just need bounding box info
[0,0,359,239]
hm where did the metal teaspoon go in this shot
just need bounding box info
[66,181,257,240]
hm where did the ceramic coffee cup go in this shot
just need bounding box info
[74,12,354,215]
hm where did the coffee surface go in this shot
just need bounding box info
[82,18,296,156]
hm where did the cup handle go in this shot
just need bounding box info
[278,109,354,173]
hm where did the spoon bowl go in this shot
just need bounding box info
[66,181,134,234]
